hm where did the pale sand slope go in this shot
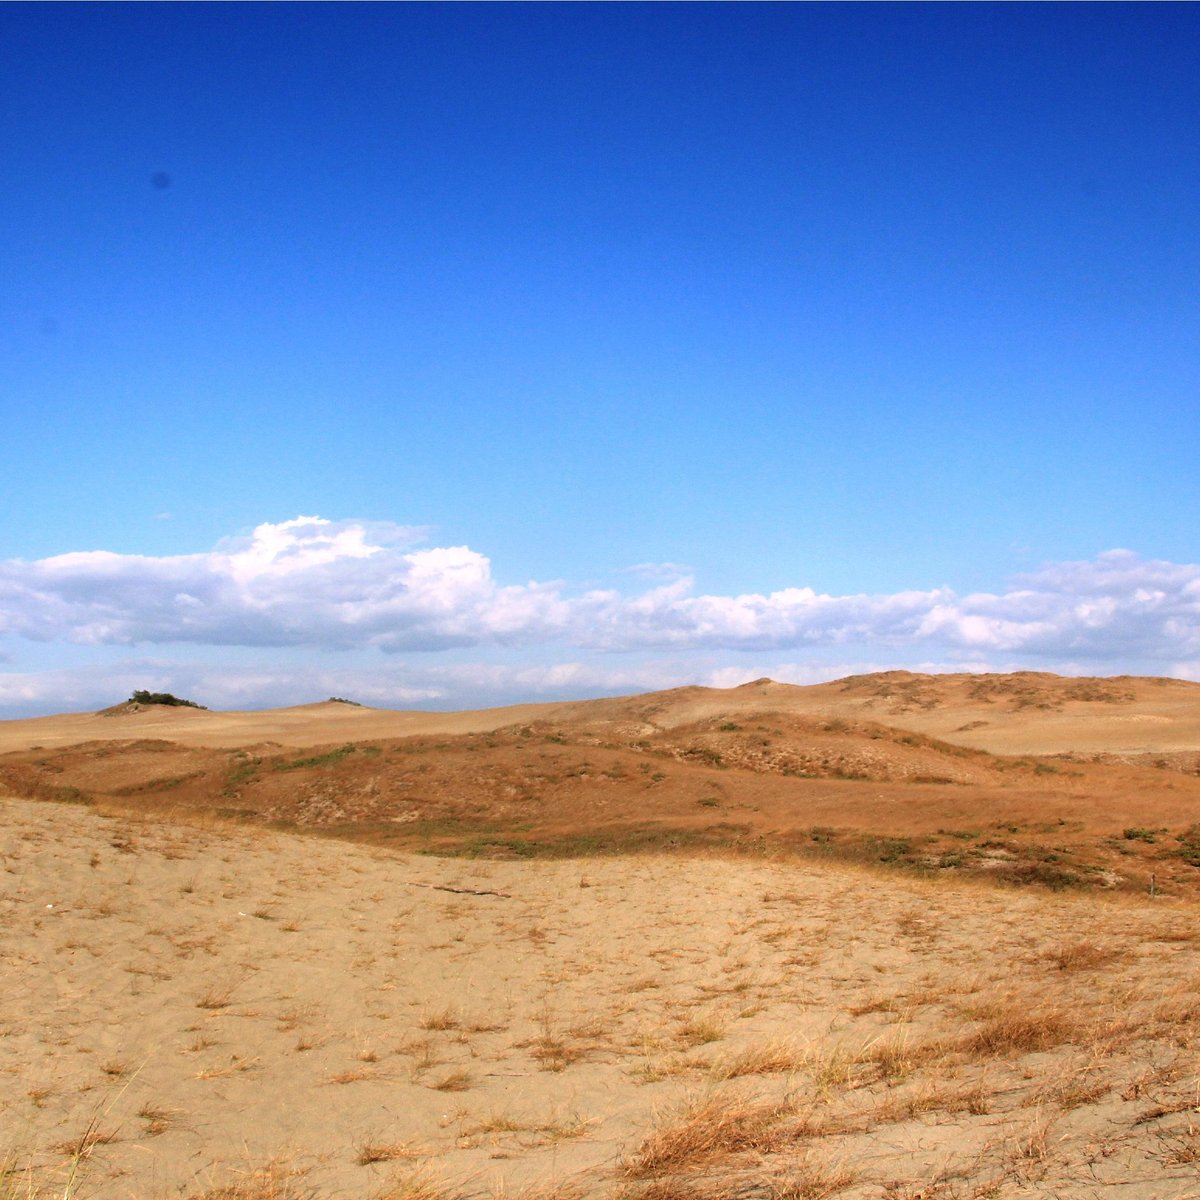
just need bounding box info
[3,795,1200,1199]
[0,699,573,754]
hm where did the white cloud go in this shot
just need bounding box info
[1,519,1199,675]
[618,561,693,582]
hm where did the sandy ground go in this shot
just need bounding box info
[4,793,1199,1200]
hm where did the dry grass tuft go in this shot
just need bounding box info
[489,1184,587,1200]
[429,1070,472,1092]
[371,1169,467,1200]
[196,983,237,1011]
[0,1150,40,1200]
[136,1101,181,1136]
[355,1141,424,1166]
[622,1091,800,1179]
[674,1016,727,1048]
[326,1066,379,1085]
[1041,940,1123,971]
[710,1040,808,1079]
[1160,1119,1200,1165]
[417,1008,460,1032]
[527,1034,590,1073]
[959,1006,1075,1057]
[760,1157,858,1200]
[183,1161,312,1199]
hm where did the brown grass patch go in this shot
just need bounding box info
[196,983,237,1011]
[622,1092,804,1179]
[710,1040,808,1079]
[959,1006,1076,1056]
[137,1102,181,1136]
[326,1066,379,1085]
[1041,940,1123,971]
[429,1070,472,1092]
[355,1141,424,1166]
[183,1161,311,1199]
[371,1171,467,1200]
[417,1007,460,1031]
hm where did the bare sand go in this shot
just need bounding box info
[3,792,1199,1200]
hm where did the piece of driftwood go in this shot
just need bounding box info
[408,881,512,898]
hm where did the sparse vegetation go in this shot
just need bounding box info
[272,744,359,771]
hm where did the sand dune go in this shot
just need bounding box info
[4,673,1200,1198]
[3,673,1200,897]
[5,671,1200,757]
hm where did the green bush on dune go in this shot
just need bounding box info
[129,690,206,710]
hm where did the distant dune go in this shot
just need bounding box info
[3,670,1200,755]
[3,671,1200,897]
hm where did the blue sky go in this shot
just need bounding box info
[2,4,1198,715]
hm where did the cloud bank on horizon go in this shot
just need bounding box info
[2,516,1199,715]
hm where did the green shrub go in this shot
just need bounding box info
[1122,827,1159,843]
[1177,825,1200,867]
[129,689,205,709]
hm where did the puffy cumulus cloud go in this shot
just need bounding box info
[1,519,1199,668]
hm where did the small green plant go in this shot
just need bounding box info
[1123,827,1159,843]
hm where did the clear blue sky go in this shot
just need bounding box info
[2,4,1198,714]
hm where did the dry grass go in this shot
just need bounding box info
[674,1016,726,1048]
[196,983,237,1011]
[326,1066,380,1085]
[370,1171,467,1200]
[136,1101,181,1136]
[355,1142,425,1167]
[183,1162,312,1199]
[429,1070,472,1093]
[418,1008,460,1031]
[958,1004,1076,1057]
[622,1091,804,1180]
[756,1157,858,1200]
[526,1033,591,1073]
[1041,940,1123,971]
[1160,1119,1200,1165]
[709,1040,808,1079]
